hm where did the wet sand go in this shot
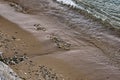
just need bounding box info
[0,0,120,80]
[0,8,81,80]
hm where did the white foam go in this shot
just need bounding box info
[56,0,77,7]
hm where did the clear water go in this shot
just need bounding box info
[56,0,120,28]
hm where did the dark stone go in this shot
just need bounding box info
[12,36,16,40]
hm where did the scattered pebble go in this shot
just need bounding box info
[9,2,27,13]
[0,53,28,65]
[50,34,71,50]
[39,66,58,80]
[25,64,64,80]
[34,24,46,31]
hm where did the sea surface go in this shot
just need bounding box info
[56,0,120,29]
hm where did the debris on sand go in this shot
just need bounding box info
[25,62,64,80]
[0,31,28,65]
[9,2,27,13]
[0,53,28,65]
[38,65,64,80]
[50,34,71,50]
[34,24,46,31]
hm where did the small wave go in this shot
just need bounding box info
[56,0,77,7]
[55,0,120,29]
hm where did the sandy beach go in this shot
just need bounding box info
[0,0,120,80]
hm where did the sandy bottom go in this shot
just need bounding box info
[0,0,120,80]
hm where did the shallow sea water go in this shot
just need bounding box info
[56,0,120,28]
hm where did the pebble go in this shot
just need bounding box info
[9,2,26,13]
[38,65,62,80]
[50,34,71,50]
[0,53,28,65]
[34,24,46,31]
[12,36,16,40]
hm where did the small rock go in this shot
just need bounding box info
[12,36,16,40]
[0,51,3,61]
[50,34,71,50]
[34,24,46,31]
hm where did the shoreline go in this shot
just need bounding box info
[0,0,120,80]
